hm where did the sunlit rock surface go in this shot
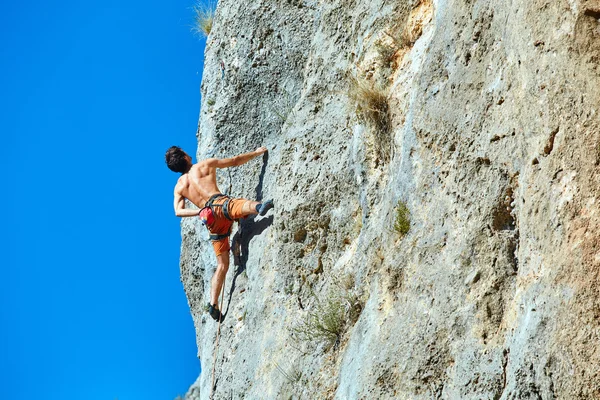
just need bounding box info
[181,0,600,398]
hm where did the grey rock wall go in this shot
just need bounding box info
[180,0,600,398]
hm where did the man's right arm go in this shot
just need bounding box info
[174,191,199,218]
[205,147,267,169]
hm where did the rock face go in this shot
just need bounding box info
[179,0,600,398]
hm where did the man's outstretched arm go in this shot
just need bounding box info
[206,147,267,169]
[174,191,199,217]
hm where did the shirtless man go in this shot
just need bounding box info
[165,146,274,322]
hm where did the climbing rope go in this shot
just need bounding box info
[208,165,233,399]
[210,170,232,399]
[209,282,225,399]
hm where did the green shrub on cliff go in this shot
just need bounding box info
[292,293,345,349]
[291,283,364,350]
[394,201,410,237]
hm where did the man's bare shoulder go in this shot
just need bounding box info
[192,160,215,175]
[174,175,187,193]
[196,158,216,167]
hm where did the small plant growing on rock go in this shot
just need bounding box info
[271,87,297,125]
[375,40,398,70]
[193,1,216,37]
[394,201,410,237]
[375,30,415,73]
[291,284,364,350]
[292,292,346,349]
[348,76,392,163]
[386,29,416,49]
[275,362,303,384]
[284,283,294,295]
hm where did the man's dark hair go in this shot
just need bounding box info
[165,146,190,174]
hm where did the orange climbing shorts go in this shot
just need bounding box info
[206,196,249,256]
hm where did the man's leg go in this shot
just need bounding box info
[233,199,274,218]
[241,200,260,216]
[210,251,230,306]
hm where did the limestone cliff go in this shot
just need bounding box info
[180,0,600,398]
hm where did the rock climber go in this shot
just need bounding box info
[165,146,274,322]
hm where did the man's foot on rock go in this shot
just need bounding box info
[257,199,274,216]
[207,303,224,323]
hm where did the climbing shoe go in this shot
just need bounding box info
[207,303,224,323]
[257,199,274,216]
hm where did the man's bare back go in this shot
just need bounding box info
[171,147,268,217]
[175,162,221,209]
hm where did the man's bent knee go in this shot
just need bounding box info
[241,200,260,215]
[216,262,229,273]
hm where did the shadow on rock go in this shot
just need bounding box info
[223,152,273,317]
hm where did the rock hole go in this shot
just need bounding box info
[584,8,600,19]
[476,156,491,165]
[464,51,472,65]
[293,227,307,242]
[507,233,519,273]
[491,187,515,231]
[543,126,559,155]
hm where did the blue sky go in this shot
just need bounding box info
[1,1,207,399]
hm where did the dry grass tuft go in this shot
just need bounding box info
[397,30,417,48]
[275,362,303,384]
[375,41,398,70]
[382,29,415,52]
[192,1,216,37]
[348,76,392,163]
